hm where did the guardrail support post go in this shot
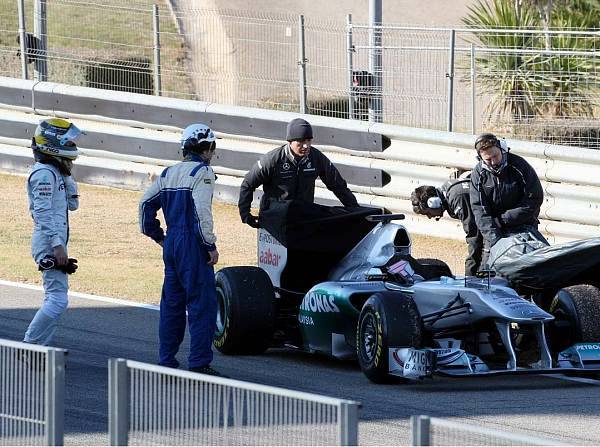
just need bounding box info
[446,29,456,133]
[297,14,308,114]
[368,0,383,123]
[470,43,476,135]
[339,401,359,446]
[109,358,130,446]
[346,14,354,120]
[17,0,28,80]
[152,4,162,96]
[45,349,65,446]
[411,415,431,446]
[34,0,48,81]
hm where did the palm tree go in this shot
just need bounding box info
[463,0,541,122]
[463,0,599,125]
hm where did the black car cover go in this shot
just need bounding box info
[259,200,382,292]
[490,236,600,290]
[259,200,379,253]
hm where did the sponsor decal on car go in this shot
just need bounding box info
[300,292,340,313]
[259,248,281,267]
[298,314,314,326]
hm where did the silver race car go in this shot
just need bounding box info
[214,203,600,383]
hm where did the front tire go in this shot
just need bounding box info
[214,267,275,354]
[548,284,600,352]
[356,292,422,383]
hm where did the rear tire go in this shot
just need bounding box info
[548,284,600,352]
[214,267,275,354]
[356,292,422,383]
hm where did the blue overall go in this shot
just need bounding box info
[139,157,217,369]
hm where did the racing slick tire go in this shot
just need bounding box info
[548,284,600,353]
[416,258,453,280]
[357,292,423,384]
[214,267,275,354]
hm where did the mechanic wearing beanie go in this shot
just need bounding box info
[238,118,359,228]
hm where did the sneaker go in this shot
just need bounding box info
[189,365,228,378]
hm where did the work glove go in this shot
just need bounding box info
[243,214,260,229]
[38,256,78,274]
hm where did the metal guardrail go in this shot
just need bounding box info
[108,358,359,446]
[1,77,600,243]
[411,415,565,446]
[0,338,65,446]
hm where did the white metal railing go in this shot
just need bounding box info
[410,415,565,446]
[0,338,65,446]
[109,358,359,446]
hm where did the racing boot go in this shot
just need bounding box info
[189,365,228,378]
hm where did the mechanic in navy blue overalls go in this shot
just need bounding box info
[139,123,223,377]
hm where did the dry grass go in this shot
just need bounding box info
[0,172,467,304]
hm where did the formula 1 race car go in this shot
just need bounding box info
[214,201,600,383]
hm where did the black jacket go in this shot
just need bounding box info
[441,178,483,276]
[238,144,358,220]
[470,152,543,247]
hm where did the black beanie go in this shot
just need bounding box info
[286,118,313,141]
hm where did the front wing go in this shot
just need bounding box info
[389,344,600,380]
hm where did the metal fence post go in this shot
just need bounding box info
[17,0,28,80]
[297,14,308,114]
[152,4,162,96]
[109,358,130,446]
[45,349,65,446]
[338,400,359,446]
[368,0,383,123]
[446,29,456,132]
[33,0,48,81]
[411,415,431,446]
[470,43,476,135]
[346,14,354,120]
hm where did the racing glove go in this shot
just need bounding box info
[243,214,260,229]
[38,256,78,274]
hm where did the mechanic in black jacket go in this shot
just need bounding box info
[411,175,484,276]
[238,118,359,227]
[469,133,544,250]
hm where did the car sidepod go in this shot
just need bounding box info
[298,281,386,359]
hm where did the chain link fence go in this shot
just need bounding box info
[1,1,598,148]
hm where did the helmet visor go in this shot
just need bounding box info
[59,124,83,146]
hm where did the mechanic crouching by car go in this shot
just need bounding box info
[410,174,484,276]
[238,118,359,228]
[139,123,224,377]
[469,133,546,260]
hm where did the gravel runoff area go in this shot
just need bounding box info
[0,172,467,303]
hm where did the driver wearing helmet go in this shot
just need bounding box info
[24,118,82,346]
[470,133,544,249]
[139,123,223,377]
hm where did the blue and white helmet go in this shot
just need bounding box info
[180,123,216,154]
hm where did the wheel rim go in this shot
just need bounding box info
[361,313,377,363]
[215,285,227,336]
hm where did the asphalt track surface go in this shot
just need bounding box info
[3,280,600,445]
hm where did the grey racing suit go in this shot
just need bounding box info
[238,144,358,222]
[24,162,79,346]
